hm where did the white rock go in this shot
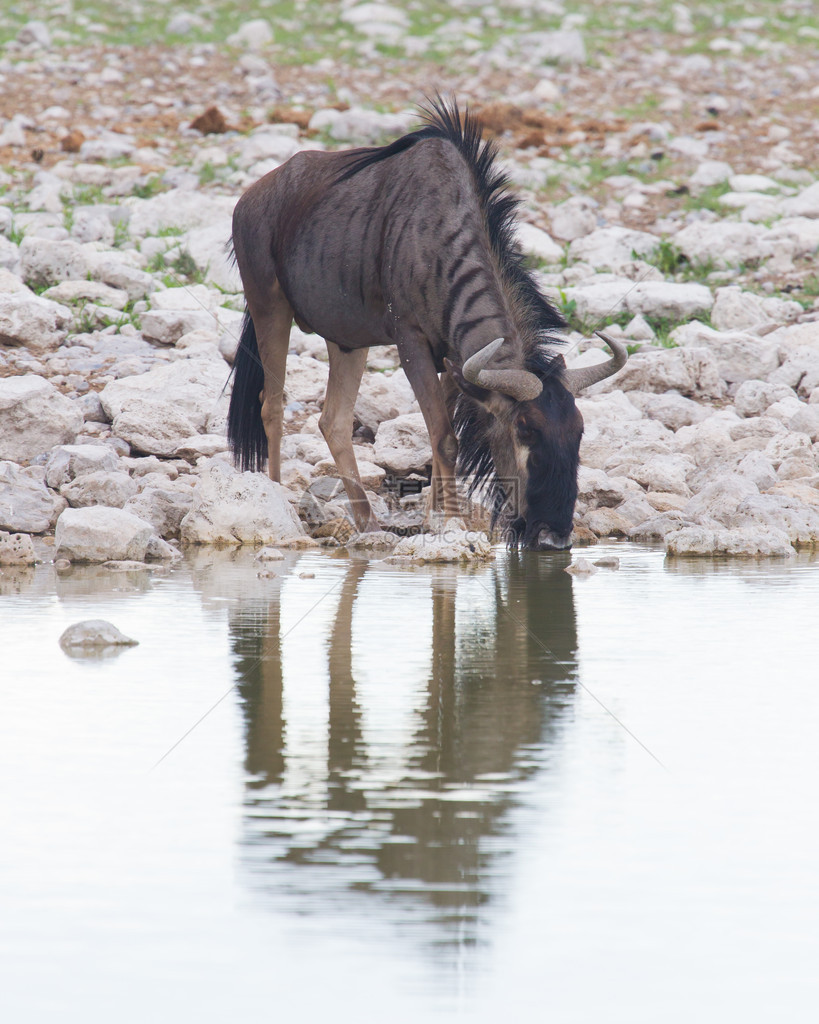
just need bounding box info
[683,475,760,525]
[787,404,819,442]
[780,181,819,219]
[729,174,780,193]
[59,620,138,649]
[767,218,819,261]
[226,19,274,49]
[769,348,819,397]
[0,461,65,533]
[564,557,598,575]
[577,466,629,508]
[532,78,561,103]
[80,136,135,162]
[280,458,316,492]
[100,357,229,456]
[178,224,243,292]
[307,106,415,144]
[256,546,285,561]
[0,530,36,565]
[354,368,418,434]
[623,314,655,341]
[123,487,194,538]
[690,160,734,189]
[549,196,597,241]
[140,309,219,346]
[0,239,21,275]
[516,222,564,262]
[735,451,778,491]
[280,433,332,465]
[626,281,713,320]
[732,493,819,546]
[341,3,409,29]
[630,454,694,496]
[602,347,724,400]
[111,402,200,457]
[576,390,644,427]
[61,471,139,509]
[18,21,51,47]
[670,322,780,384]
[0,376,83,462]
[237,127,302,168]
[174,434,229,460]
[531,29,587,64]
[71,208,115,245]
[764,431,813,467]
[388,522,493,563]
[44,444,120,488]
[125,189,235,239]
[668,135,709,159]
[0,120,27,148]
[626,391,709,431]
[665,525,795,557]
[180,462,306,546]
[150,284,222,312]
[710,286,801,332]
[584,507,632,537]
[42,280,130,310]
[733,380,796,417]
[166,14,206,35]
[765,322,819,354]
[18,237,89,287]
[55,506,171,562]
[672,221,771,269]
[0,292,72,353]
[629,511,693,541]
[373,413,433,474]
[560,279,632,320]
[283,354,330,403]
[86,253,156,301]
[568,226,659,269]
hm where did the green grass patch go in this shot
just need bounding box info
[643,242,719,283]
[131,177,165,200]
[683,183,732,214]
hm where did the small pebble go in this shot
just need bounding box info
[256,547,285,561]
[59,619,138,650]
[593,556,621,569]
[564,557,598,576]
[299,571,316,579]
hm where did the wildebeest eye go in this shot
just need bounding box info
[516,417,537,444]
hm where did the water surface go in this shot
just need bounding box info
[1,544,818,1021]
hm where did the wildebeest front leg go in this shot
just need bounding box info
[396,335,460,521]
[320,341,380,533]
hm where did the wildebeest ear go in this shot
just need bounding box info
[443,357,492,401]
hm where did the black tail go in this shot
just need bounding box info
[227,311,267,472]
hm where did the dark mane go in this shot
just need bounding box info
[336,96,566,354]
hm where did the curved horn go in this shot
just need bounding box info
[462,338,543,402]
[563,331,628,395]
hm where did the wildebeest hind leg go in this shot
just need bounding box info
[251,282,293,482]
[320,341,380,533]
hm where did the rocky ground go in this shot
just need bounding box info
[1,1,819,566]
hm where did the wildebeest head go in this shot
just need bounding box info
[448,332,627,551]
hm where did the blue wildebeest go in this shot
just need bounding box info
[228,99,626,549]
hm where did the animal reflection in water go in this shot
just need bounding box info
[231,555,579,948]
